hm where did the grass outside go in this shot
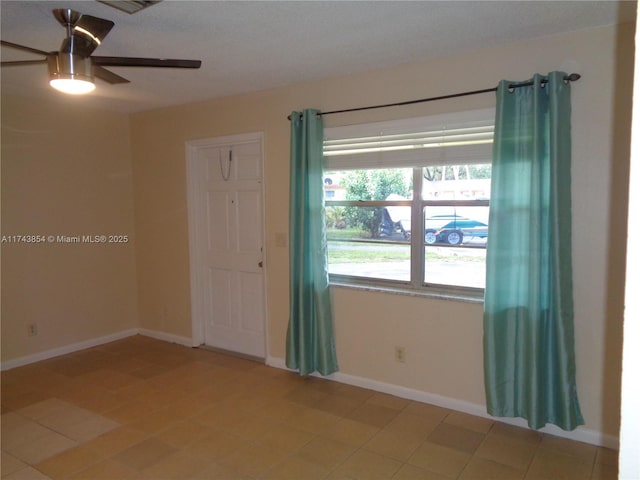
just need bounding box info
[328,244,409,263]
[327,228,370,241]
[327,228,485,264]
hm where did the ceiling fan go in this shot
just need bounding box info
[0,8,201,94]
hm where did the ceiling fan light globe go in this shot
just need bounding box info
[49,78,96,94]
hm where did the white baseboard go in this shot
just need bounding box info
[138,328,195,347]
[0,327,195,372]
[0,329,139,371]
[266,356,619,449]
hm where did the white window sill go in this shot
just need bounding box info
[329,279,484,304]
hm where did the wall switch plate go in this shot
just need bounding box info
[275,232,287,247]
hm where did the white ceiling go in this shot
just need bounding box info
[1,0,636,113]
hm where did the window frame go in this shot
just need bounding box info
[323,109,494,300]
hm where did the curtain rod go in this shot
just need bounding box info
[287,73,581,120]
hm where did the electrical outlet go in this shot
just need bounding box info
[394,346,406,363]
[27,324,38,336]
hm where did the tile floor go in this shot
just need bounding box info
[1,335,617,479]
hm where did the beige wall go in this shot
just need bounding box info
[130,23,633,439]
[1,95,139,361]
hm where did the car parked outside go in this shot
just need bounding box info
[425,215,488,245]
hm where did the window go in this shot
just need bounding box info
[323,109,494,296]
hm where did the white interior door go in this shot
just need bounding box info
[188,135,266,358]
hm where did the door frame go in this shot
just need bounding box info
[185,132,268,356]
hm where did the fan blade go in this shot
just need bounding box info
[92,56,201,69]
[1,40,50,57]
[93,65,130,84]
[1,59,48,67]
[75,14,114,44]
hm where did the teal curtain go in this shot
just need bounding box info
[286,109,338,376]
[484,72,584,430]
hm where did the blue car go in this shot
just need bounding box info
[425,217,488,245]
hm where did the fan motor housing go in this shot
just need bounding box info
[47,52,93,83]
